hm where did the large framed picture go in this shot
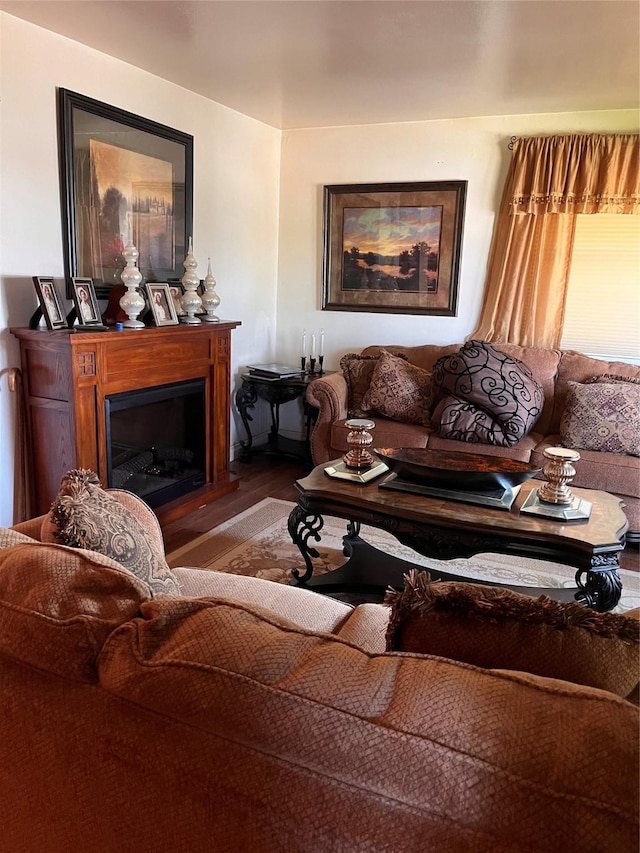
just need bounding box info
[71,277,101,325]
[58,88,194,299]
[146,283,179,326]
[32,276,67,330]
[322,181,466,315]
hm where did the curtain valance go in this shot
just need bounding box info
[508,134,639,215]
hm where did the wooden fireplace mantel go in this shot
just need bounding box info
[11,322,241,524]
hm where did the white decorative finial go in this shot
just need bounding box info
[119,242,145,329]
[179,237,202,323]
[201,256,220,323]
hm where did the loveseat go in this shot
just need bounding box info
[307,341,640,539]
[0,479,639,852]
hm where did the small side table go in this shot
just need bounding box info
[235,371,331,465]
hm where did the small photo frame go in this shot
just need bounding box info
[167,282,186,317]
[146,283,179,326]
[32,276,66,329]
[71,277,101,325]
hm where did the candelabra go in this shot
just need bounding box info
[200,257,220,322]
[118,243,145,329]
[179,238,202,323]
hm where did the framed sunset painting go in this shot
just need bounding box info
[322,181,466,315]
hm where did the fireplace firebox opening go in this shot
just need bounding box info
[105,379,206,508]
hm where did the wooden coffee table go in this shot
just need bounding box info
[288,462,628,612]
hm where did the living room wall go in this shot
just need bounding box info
[275,110,639,369]
[0,13,280,527]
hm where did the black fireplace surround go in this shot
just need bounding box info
[105,379,206,508]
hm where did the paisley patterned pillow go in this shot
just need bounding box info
[561,382,640,456]
[50,469,180,597]
[361,349,432,426]
[339,351,408,416]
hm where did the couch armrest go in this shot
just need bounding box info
[306,373,348,465]
[11,516,45,540]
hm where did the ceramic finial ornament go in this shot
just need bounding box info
[119,242,145,329]
[201,257,221,323]
[179,237,202,323]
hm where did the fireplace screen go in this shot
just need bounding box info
[105,379,206,508]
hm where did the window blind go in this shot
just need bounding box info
[561,215,640,363]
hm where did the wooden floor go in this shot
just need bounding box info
[161,455,639,572]
[161,455,307,554]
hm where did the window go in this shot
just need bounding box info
[561,215,640,364]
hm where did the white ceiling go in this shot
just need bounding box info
[2,0,639,129]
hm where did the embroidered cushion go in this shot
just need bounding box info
[431,340,543,446]
[385,570,640,700]
[339,351,408,416]
[361,349,432,426]
[47,469,180,597]
[560,381,640,456]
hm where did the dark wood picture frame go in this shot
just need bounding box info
[146,283,179,326]
[32,276,67,330]
[57,88,194,299]
[322,181,466,315]
[71,277,101,325]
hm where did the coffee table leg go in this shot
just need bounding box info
[288,505,324,583]
[575,555,623,612]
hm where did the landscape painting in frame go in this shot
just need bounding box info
[322,181,466,315]
[58,89,193,298]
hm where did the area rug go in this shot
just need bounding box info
[166,497,640,613]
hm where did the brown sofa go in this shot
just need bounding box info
[1,496,638,852]
[307,343,640,539]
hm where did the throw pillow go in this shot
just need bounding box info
[49,469,180,597]
[560,381,640,456]
[361,349,432,426]
[587,373,640,386]
[384,570,640,700]
[431,395,515,446]
[339,351,408,416]
[431,340,543,447]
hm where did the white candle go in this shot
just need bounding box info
[311,333,316,359]
[301,329,306,357]
[319,328,325,357]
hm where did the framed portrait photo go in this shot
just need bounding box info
[322,181,467,316]
[167,282,186,317]
[58,88,194,299]
[32,276,67,330]
[146,283,179,326]
[71,277,101,325]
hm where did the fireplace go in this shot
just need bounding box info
[105,379,206,508]
[12,322,240,522]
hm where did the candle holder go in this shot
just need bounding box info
[520,446,592,520]
[538,447,581,505]
[343,418,376,469]
[300,356,307,373]
[318,355,324,375]
[309,357,317,375]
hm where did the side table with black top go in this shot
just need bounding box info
[235,371,332,465]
